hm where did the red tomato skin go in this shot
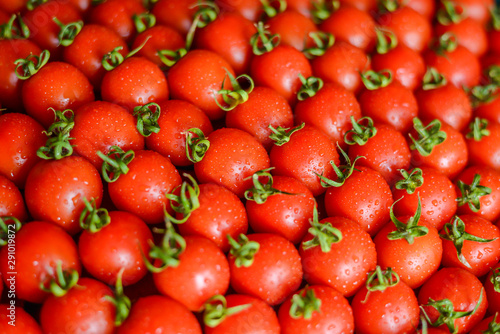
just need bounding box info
[450,0,494,25]
[0,0,25,14]
[0,221,81,304]
[348,124,411,186]
[409,122,468,180]
[293,83,361,149]
[132,25,185,67]
[475,94,500,124]
[469,314,500,334]
[246,175,316,244]
[21,62,95,129]
[228,233,303,306]
[352,278,420,334]
[324,166,393,236]
[151,0,197,36]
[225,86,294,151]
[405,0,436,19]
[168,50,235,120]
[153,235,230,312]
[311,41,369,94]
[204,294,280,334]
[392,167,457,231]
[0,304,42,334]
[63,24,129,91]
[117,295,202,334]
[418,267,488,334]
[435,18,488,57]
[266,10,317,51]
[455,166,500,223]
[484,264,500,314]
[250,45,312,106]
[78,211,153,286]
[101,56,169,112]
[278,285,355,334]
[466,121,500,170]
[0,113,45,189]
[71,100,145,170]
[489,30,500,55]
[0,39,42,112]
[374,218,443,289]
[441,215,500,277]
[269,124,339,197]
[371,45,426,91]
[194,127,270,198]
[145,100,214,167]
[0,175,28,222]
[24,157,103,235]
[177,183,248,252]
[39,277,115,334]
[107,150,182,224]
[358,81,418,134]
[300,217,378,297]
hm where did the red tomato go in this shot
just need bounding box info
[435,17,488,57]
[466,119,500,170]
[0,221,81,303]
[24,156,103,235]
[0,304,42,333]
[475,92,500,124]
[266,10,317,51]
[151,0,197,35]
[484,264,500,314]
[0,175,28,222]
[405,0,436,19]
[469,314,500,334]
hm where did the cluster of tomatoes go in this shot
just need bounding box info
[1,0,500,332]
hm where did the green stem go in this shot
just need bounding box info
[14,49,50,80]
[302,31,335,59]
[185,128,210,163]
[302,206,342,252]
[102,36,151,71]
[53,18,83,47]
[164,173,201,224]
[133,12,156,33]
[470,84,499,107]
[289,287,322,319]
[79,197,110,233]
[422,67,447,90]
[387,195,428,244]
[409,118,447,156]
[0,217,22,247]
[250,21,280,56]
[203,295,251,328]
[0,14,30,39]
[103,268,132,326]
[297,74,323,101]
[394,168,424,194]
[344,116,377,146]
[374,27,398,54]
[466,117,490,141]
[260,0,287,19]
[311,0,339,23]
[244,168,299,203]
[456,173,492,213]
[39,261,79,297]
[214,70,255,111]
[437,0,464,25]
[133,102,161,137]
[227,234,260,268]
[97,146,135,183]
[316,144,364,188]
[268,123,305,146]
[360,69,393,90]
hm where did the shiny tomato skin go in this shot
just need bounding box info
[450,0,494,25]
[0,175,28,222]
[300,216,378,297]
[117,295,202,334]
[21,61,95,129]
[338,0,377,12]
[0,221,81,304]
[78,211,153,286]
[107,150,182,224]
[278,285,355,334]
[228,233,303,306]
[466,121,500,170]
[168,49,235,121]
[151,0,197,36]
[324,166,393,236]
[24,156,103,235]
[100,56,169,112]
[469,314,500,334]
[71,100,145,170]
[145,99,214,167]
[153,235,230,312]
[132,25,185,68]
[374,217,442,289]
[177,182,248,252]
[204,294,280,334]
[250,45,312,106]
[435,18,488,57]
[194,127,270,198]
[0,304,42,333]
[0,113,45,189]
[475,94,500,124]
[266,10,317,51]
[39,277,115,334]
[405,0,436,19]
[484,263,500,314]
[246,175,316,244]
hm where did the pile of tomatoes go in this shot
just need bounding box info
[1,0,500,332]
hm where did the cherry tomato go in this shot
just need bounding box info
[0,175,28,222]
[0,304,42,333]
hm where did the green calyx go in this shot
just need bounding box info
[0,217,22,247]
[289,287,322,320]
[303,31,335,59]
[79,197,110,233]
[297,74,323,100]
[133,12,156,33]
[378,0,400,13]
[435,33,458,54]
[97,146,135,183]
[53,17,83,47]
[466,117,490,141]
[102,36,151,71]
[387,195,428,244]
[409,118,447,156]
[103,268,132,326]
[490,267,500,293]
[394,168,424,195]
[0,14,30,39]
[437,0,464,26]
[482,312,500,334]
[260,0,287,19]
[422,67,447,90]
[487,65,500,87]
[183,2,219,51]
[203,295,251,328]
[470,84,499,107]
[185,128,210,163]
[215,69,255,111]
[133,102,161,137]
[316,144,364,188]
[361,69,393,90]
[244,168,299,204]
[420,288,484,334]
[250,21,280,56]
[227,233,260,268]
[26,0,48,10]
[14,49,50,80]
[456,173,492,213]
[165,173,200,224]
[492,5,500,30]
[143,219,186,273]
[301,206,342,252]
[344,116,377,146]
[269,122,305,146]
[37,108,75,160]
[157,48,188,68]
[361,266,400,303]
[440,216,497,268]
[374,27,398,54]
[39,260,79,297]
[311,0,339,23]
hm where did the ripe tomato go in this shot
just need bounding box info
[151,0,197,35]
[469,314,500,334]
[465,119,500,170]
[484,264,500,314]
[0,304,42,334]
[0,175,28,222]
[266,10,317,51]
